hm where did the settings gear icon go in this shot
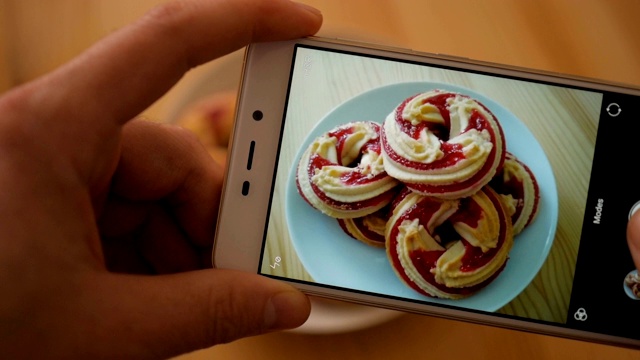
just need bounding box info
[573,308,588,321]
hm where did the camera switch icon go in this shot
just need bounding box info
[606,103,621,117]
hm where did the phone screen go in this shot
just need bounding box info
[257,43,638,341]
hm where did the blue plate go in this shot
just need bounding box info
[284,82,559,312]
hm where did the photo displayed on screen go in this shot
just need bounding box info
[258,44,638,339]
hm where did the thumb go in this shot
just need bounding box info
[627,209,640,271]
[84,270,310,359]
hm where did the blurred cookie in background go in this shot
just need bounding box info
[174,91,237,169]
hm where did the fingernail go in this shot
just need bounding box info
[264,290,310,330]
[293,2,322,17]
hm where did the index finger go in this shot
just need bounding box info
[31,0,323,125]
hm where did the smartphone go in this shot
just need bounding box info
[212,36,640,348]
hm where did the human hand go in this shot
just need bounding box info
[0,1,321,359]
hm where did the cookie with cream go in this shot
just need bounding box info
[386,187,513,299]
[381,90,506,199]
[297,121,399,219]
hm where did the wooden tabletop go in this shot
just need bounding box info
[2,1,640,359]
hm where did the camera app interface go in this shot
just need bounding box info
[259,44,639,340]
